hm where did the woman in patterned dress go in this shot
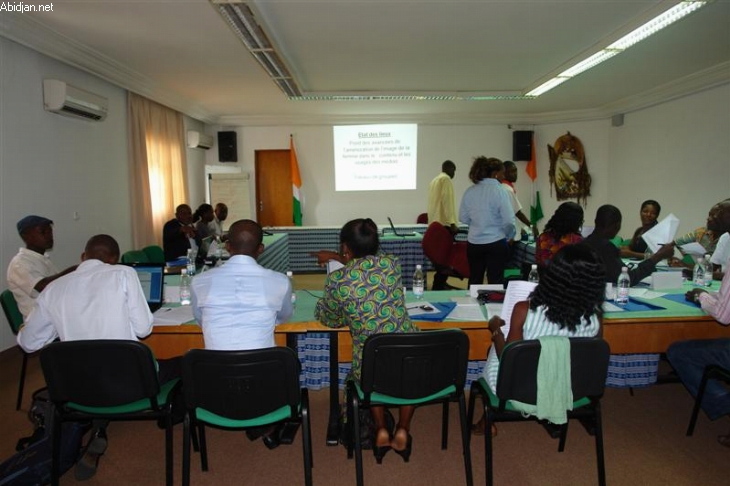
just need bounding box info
[535,201,584,269]
[315,218,419,461]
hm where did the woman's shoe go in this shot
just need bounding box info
[392,434,412,463]
[373,445,391,464]
[471,416,498,437]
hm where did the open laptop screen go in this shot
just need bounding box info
[124,263,165,310]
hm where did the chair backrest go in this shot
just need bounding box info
[121,250,150,264]
[416,213,428,224]
[182,347,302,420]
[422,222,454,267]
[1,289,23,334]
[40,340,161,408]
[360,329,469,400]
[142,245,166,264]
[496,337,610,405]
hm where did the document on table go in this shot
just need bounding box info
[448,296,487,321]
[497,281,537,337]
[153,306,195,326]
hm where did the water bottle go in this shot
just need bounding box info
[693,256,705,286]
[703,254,713,286]
[412,264,425,300]
[179,268,191,305]
[286,271,297,308]
[615,267,630,305]
[186,248,196,276]
[527,264,539,283]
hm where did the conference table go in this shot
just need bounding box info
[144,283,729,446]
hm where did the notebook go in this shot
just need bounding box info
[387,217,416,237]
[124,263,165,312]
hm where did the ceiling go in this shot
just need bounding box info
[2,0,729,125]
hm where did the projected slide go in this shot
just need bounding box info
[333,124,417,191]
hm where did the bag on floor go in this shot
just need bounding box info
[0,388,88,486]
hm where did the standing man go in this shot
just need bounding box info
[7,215,76,320]
[17,234,177,480]
[667,199,730,447]
[208,202,229,239]
[162,204,199,261]
[501,161,538,241]
[191,219,293,351]
[427,160,458,234]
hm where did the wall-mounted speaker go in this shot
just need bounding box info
[512,130,533,161]
[218,131,238,162]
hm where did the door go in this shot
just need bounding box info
[255,149,292,226]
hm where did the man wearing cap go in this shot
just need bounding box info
[7,215,77,320]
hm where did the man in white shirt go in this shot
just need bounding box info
[207,202,229,239]
[7,215,76,320]
[17,234,165,481]
[501,161,538,241]
[192,219,293,351]
[710,232,729,279]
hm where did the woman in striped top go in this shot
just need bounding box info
[473,243,606,434]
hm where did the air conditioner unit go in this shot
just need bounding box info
[43,79,108,121]
[187,130,214,150]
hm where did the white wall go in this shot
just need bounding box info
[211,84,729,235]
[0,38,132,350]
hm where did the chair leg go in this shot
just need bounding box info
[687,366,712,436]
[352,396,364,486]
[557,423,569,452]
[301,391,313,486]
[16,351,28,410]
[593,404,607,486]
[484,409,494,486]
[164,411,173,486]
[50,408,62,486]
[458,395,474,486]
[183,414,191,486]
[441,400,449,449]
[199,423,209,471]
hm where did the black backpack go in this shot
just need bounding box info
[0,388,88,486]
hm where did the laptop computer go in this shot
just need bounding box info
[124,263,165,312]
[387,217,416,237]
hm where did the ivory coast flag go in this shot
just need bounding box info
[525,132,544,226]
[290,135,303,226]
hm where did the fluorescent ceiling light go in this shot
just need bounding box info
[526,0,709,97]
[213,0,302,97]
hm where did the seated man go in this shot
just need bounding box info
[7,215,77,320]
[208,202,229,239]
[668,200,730,447]
[583,204,674,286]
[191,219,293,447]
[162,204,199,261]
[670,200,729,269]
[17,234,178,480]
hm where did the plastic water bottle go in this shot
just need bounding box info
[179,268,191,306]
[286,271,297,308]
[186,248,196,276]
[693,256,706,286]
[413,264,425,300]
[615,267,630,306]
[527,264,539,283]
[702,254,713,286]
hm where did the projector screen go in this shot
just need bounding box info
[333,124,417,191]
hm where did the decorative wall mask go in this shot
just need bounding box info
[547,132,591,206]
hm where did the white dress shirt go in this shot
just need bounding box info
[191,254,293,350]
[7,247,60,320]
[17,259,153,353]
[710,232,729,272]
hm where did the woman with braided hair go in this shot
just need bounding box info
[472,243,605,434]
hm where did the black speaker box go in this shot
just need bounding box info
[512,130,533,161]
[218,131,238,162]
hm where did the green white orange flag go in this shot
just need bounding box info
[290,135,303,226]
[525,132,544,226]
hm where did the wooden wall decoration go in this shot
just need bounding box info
[547,132,591,206]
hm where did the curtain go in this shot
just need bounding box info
[128,93,188,249]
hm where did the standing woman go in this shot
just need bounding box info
[620,199,661,259]
[315,218,419,462]
[459,157,515,286]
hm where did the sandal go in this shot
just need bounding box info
[470,417,497,437]
[717,433,730,448]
